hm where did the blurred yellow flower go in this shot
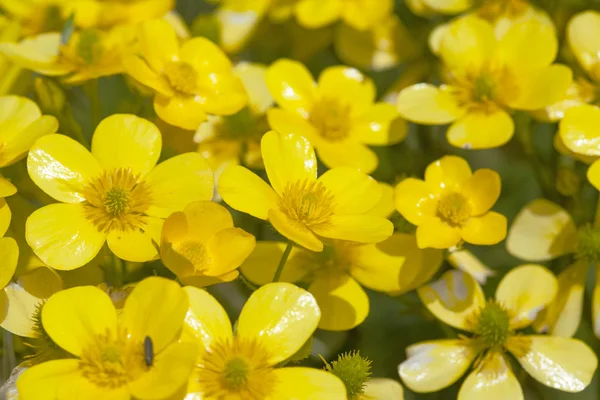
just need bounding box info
[241,234,443,331]
[26,114,214,270]
[124,19,247,130]
[294,0,394,30]
[397,15,571,149]
[400,267,598,398]
[17,277,197,400]
[360,378,404,400]
[395,155,507,249]
[218,130,394,252]
[183,282,346,399]
[160,200,255,287]
[266,60,406,173]
[0,26,134,84]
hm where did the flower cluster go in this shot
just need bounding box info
[0,0,599,399]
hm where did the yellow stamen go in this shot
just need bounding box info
[309,97,352,141]
[174,239,207,272]
[437,192,471,227]
[163,61,198,95]
[279,179,336,229]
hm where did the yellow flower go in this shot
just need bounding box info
[218,130,394,252]
[397,15,571,149]
[266,60,406,173]
[16,277,197,400]
[0,26,134,84]
[241,234,443,331]
[195,62,273,172]
[183,282,347,399]
[360,378,404,400]
[160,200,256,287]
[26,114,214,270]
[400,267,598,398]
[294,0,394,30]
[124,19,247,131]
[394,155,507,249]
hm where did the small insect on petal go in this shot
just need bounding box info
[144,336,154,367]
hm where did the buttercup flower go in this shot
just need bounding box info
[400,267,598,398]
[124,19,247,130]
[241,233,443,330]
[160,200,256,287]
[218,130,394,252]
[294,0,394,30]
[16,277,197,399]
[397,15,571,149]
[183,282,346,399]
[266,60,406,173]
[26,114,214,270]
[394,155,507,249]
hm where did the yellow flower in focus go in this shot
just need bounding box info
[400,267,598,398]
[160,200,256,287]
[195,62,273,172]
[266,60,406,173]
[0,26,134,84]
[241,234,443,331]
[183,282,347,399]
[395,155,507,249]
[16,277,197,400]
[397,15,572,149]
[26,114,214,270]
[124,19,247,131]
[218,130,394,252]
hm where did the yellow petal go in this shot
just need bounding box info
[206,227,256,276]
[121,276,188,352]
[506,199,578,261]
[0,33,73,76]
[368,182,395,218]
[317,66,375,115]
[144,153,214,218]
[180,36,232,72]
[19,266,63,299]
[396,84,464,125]
[216,8,261,53]
[239,241,308,285]
[446,249,495,284]
[461,169,501,215]
[0,282,41,337]
[447,109,514,150]
[308,272,369,331]
[416,217,461,249]
[124,54,173,96]
[218,165,278,220]
[266,107,320,144]
[423,0,470,13]
[0,198,9,238]
[107,216,162,262]
[567,11,600,73]
[312,214,393,244]
[351,233,443,294]
[496,264,557,329]
[458,352,523,400]
[174,201,234,243]
[560,104,600,157]
[27,134,102,203]
[352,103,407,146]
[439,16,496,69]
[496,19,557,72]
[154,95,208,131]
[42,285,117,356]
[316,140,379,174]
[0,237,17,289]
[180,271,239,288]
[182,286,233,350]
[129,341,198,400]
[425,155,472,194]
[268,208,323,252]
[417,270,485,331]
[138,19,179,72]
[265,59,316,116]
[588,159,600,190]
[399,339,478,393]
[271,367,346,399]
[363,378,404,400]
[91,114,161,178]
[261,130,317,196]
[515,336,597,392]
[234,62,274,114]
[26,203,106,271]
[0,176,16,197]
[317,167,381,214]
[394,178,436,225]
[237,282,320,365]
[509,65,572,111]
[341,0,393,30]
[295,0,342,28]
[195,72,248,117]
[461,212,507,246]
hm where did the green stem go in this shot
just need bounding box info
[273,241,293,282]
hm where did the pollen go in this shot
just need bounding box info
[472,300,511,350]
[309,97,352,141]
[437,192,472,226]
[278,179,336,229]
[163,60,198,95]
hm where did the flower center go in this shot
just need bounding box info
[278,179,336,229]
[473,300,511,350]
[449,64,519,111]
[82,168,152,233]
[576,224,600,263]
[309,98,352,141]
[437,192,471,226]
[75,29,104,65]
[473,74,496,103]
[78,332,147,389]
[163,61,197,95]
[223,357,249,390]
[174,239,207,271]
